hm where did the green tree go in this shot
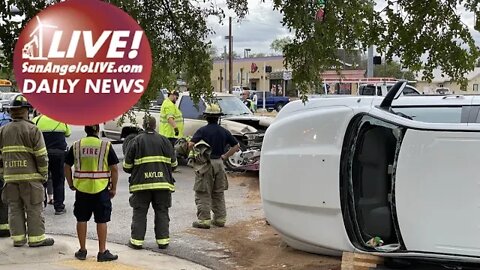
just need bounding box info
[250,53,267,58]
[219,51,241,59]
[274,0,480,100]
[1,0,480,104]
[270,37,292,54]
[373,61,415,81]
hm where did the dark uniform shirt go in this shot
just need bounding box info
[190,123,238,159]
[65,135,119,167]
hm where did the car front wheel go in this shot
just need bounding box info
[224,141,248,172]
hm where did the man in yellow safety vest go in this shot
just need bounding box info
[159,90,184,147]
[64,125,119,262]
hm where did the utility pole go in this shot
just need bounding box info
[228,16,233,94]
[224,45,227,92]
[367,45,374,78]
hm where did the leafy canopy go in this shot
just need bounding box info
[0,0,479,108]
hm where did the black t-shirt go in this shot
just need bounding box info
[191,123,238,159]
[65,136,119,166]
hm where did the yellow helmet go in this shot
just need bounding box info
[168,89,179,96]
[203,103,223,116]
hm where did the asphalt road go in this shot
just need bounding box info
[43,125,263,270]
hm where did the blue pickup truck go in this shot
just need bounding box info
[250,91,290,112]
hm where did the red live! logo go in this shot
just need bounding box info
[13,0,152,125]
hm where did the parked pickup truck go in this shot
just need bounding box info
[358,83,420,96]
[102,91,274,171]
[250,91,290,112]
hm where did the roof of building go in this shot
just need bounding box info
[415,68,480,83]
[213,55,284,64]
[213,55,354,67]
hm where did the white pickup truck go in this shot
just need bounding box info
[102,91,274,171]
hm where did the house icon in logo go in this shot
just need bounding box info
[22,16,57,60]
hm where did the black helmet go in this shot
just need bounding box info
[4,94,31,109]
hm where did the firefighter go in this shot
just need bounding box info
[0,94,54,247]
[64,125,119,262]
[32,112,71,215]
[123,116,177,250]
[0,107,12,237]
[189,103,240,229]
[159,90,184,148]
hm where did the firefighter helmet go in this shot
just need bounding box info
[203,103,223,116]
[4,94,31,109]
[168,90,179,97]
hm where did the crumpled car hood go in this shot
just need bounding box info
[224,115,274,129]
[220,119,259,135]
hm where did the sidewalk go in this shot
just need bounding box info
[0,234,209,270]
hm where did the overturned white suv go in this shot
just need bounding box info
[260,81,480,268]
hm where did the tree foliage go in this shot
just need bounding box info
[1,0,480,106]
[372,61,416,81]
[270,36,292,54]
[273,0,480,99]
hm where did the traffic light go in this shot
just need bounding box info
[265,66,272,73]
[373,56,382,65]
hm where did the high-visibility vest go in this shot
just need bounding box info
[73,137,111,194]
[159,99,184,138]
[33,115,71,136]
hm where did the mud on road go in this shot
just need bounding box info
[187,173,341,270]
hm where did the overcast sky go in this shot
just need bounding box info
[207,0,290,57]
[207,0,480,58]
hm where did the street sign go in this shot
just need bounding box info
[283,71,292,80]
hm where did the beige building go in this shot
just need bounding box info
[415,68,480,94]
[211,56,288,92]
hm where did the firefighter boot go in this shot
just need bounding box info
[212,220,225,227]
[192,220,211,229]
[29,237,55,247]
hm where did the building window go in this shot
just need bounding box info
[474,84,479,92]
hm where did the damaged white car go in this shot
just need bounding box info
[260,81,480,268]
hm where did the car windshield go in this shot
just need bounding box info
[216,96,253,116]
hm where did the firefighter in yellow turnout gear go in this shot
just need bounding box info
[123,116,177,249]
[189,104,240,229]
[0,94,54,247]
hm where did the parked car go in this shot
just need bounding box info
[260,81,480,268]
[358,83,420,96]
[232,86,243,98]
[251,91,290,112]
[102,91,274,171]
[0,92,20,109]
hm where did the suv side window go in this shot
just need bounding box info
[403,86,419,95]
[179,96,206,119]
[392,106,464,123]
